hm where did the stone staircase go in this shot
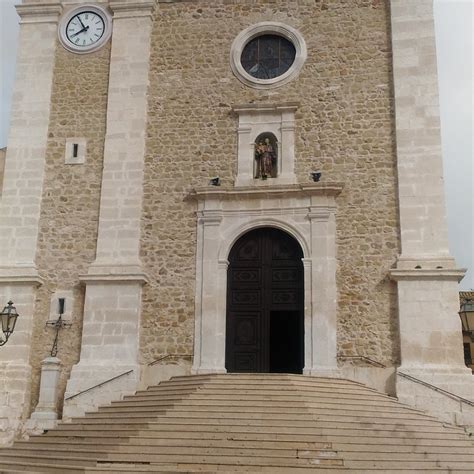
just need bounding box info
[0,374,473,473]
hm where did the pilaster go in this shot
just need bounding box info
[64,0,154,418]
[0,1,61,446]
[390,0,473,425]
[303,204,339,377]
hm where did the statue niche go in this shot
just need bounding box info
[254,133,278,180]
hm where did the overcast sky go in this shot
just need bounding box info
[0,0,473,290]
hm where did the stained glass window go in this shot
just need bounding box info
[241,35,296,80]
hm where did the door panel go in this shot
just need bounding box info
[225,228,304,373]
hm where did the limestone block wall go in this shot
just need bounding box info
[140,0,400,367]
[30,44,111,416]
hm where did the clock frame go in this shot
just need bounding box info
[58,5,112,54]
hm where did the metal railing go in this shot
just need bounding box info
[148,353,192,367]
[64,354,192,401]
[398,371,474,407]
[338,355,386,368]
[65,369,134,401]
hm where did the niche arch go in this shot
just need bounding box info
[254,132,278,179]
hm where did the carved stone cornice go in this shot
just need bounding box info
[79,273,149,285]
[0,266,43,286]
[80,263,149,285]
[109,0,155,18]
[232,102,299,115]
[16,2,62,24]
[189,183,344,202]
[389,268,466,282]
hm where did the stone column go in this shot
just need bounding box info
[0,1,61,446]
[63,0,154,419]
[390,0,473,425]
[30,357,61,421]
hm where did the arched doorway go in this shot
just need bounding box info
[225,227,304,373]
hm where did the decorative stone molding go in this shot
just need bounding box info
[230,22,307,89]
[189,182,343,376]
[16,2,62,24]
[79,273,149,284]
[110,0,155,18]
[232,103,299,187]
[190,183,343,201]
[390,268,466,282]
[0,267,43,286]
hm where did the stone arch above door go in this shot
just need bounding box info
[188,183,343,376]
[219,219,310,265]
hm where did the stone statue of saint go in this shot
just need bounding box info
[255,137,276,179]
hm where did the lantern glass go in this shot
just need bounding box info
[0,301,19,337]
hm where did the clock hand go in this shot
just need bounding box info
[77,15,86,29]
[70,25,89,38]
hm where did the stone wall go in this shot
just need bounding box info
[30,44,111,416]
[140,0,400,366]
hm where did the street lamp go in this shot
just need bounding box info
[0,301,19,346]
[459,298,474,341]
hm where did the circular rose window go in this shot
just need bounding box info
[241,35,296,80]
[230,22,307,89]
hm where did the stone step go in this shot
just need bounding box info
[19,438,474,458]
[73,412,452,428]
[0,462,86,473]
[341,451,474,462]
[128,390,397,406]
[52,421,465,437]
[0,452,344,468]
[5,444,341,460]
[21,437,333,450]
[143,382,385,396]
[92,465,348,473]
[166,374,361,383]
[2,461,470,474]
[344,460,474,470]
[94,404,441,421]
[4,374,472,473]
[104,397,420,412]
[169,374,369,387]
[28,433,474,449]
[111,397,404,411]
[0,454,96,468]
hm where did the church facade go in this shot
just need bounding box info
[0,0,472,445]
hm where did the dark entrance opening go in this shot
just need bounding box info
[225,228,304,374]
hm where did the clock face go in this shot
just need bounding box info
[66,11,105,48]
[58,6,112,54]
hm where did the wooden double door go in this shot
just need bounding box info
[225,228,304,373]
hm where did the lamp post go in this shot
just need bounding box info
[459,298,474,342]
[0,301,19,346]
